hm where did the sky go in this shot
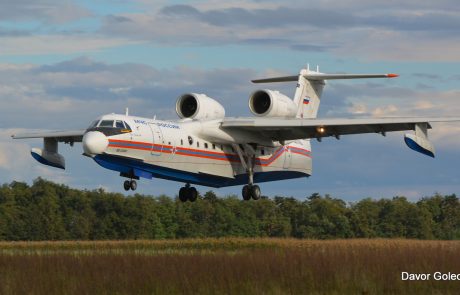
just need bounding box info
[0,0,459,201]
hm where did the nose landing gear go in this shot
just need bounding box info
[178,184,198,202]
[123,179,137,191]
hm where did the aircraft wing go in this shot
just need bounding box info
[12,130,86,142]
[221,117,460,141]
[11,129,86,170]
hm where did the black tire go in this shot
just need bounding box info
[189,187,198,202]
[123,180,131,191]
[179,187,188,202]
[130,180,137,191]
[242,185,251,201]
[250,185,261,200]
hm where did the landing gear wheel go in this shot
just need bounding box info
[189,187,198,202]
[130,180,137,191]
[123,180,131,191]
[179,187,188,202]
[242,185,251,201]
[250,185,261,200]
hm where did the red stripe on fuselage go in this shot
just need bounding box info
[108,139,311,166]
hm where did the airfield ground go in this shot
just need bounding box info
[0,238,459,294]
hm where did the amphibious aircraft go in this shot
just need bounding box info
[12,66,460,201]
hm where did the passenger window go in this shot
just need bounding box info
[115,120,124,128]
[181,139,183,145]
[212,144,216,150]
[204,143,208,149]
[197,142,200,148]
[261,149,265,155]
[99,120,114,127]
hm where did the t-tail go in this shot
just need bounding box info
[252,65,398,119]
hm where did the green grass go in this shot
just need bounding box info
[0,239,459,294]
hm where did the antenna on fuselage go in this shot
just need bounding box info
[125,107,129,116]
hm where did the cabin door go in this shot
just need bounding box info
[149,123,163,156]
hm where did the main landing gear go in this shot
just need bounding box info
[179,184,198,202]
[242,184,261,201]
[123,179,137,191]
[232,144,263,201]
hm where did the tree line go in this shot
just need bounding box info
[0,178,458,240]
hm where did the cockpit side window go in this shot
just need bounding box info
[115,120,125,129]
[123,122,132,131]
[99,120,114,127]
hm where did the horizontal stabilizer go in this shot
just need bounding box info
[252,75,298,83]
[303,73,398,80]
[252,73,398,83]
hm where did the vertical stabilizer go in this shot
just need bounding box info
[293,68,325,119]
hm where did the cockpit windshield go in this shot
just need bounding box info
[99,120,114,127]
[115,120,125,129]
[87,119,132,133]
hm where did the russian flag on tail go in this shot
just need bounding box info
[303,97,310,105]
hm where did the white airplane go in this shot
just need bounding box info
[12,66,460,202]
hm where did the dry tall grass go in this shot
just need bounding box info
[0,239,459,294]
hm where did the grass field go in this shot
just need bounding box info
[0,239,459,294]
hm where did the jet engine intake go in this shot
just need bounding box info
[176,93,225,120]
[249,89,297,117]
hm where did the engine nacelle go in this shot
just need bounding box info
[249,89,297,117]
[176,93,225,120]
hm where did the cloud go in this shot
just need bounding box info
[97,3,460,61]
[2,2,459,61]
[160,5,359,28]
[0,0,92,23]
[0,35,139,56]
[0,129,35,177]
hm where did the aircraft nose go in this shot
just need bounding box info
[82,131,108,155]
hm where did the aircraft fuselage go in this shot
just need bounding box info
[87,113,312,188]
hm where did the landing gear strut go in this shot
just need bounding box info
[123,179,137,191]
[179,184,198,202]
